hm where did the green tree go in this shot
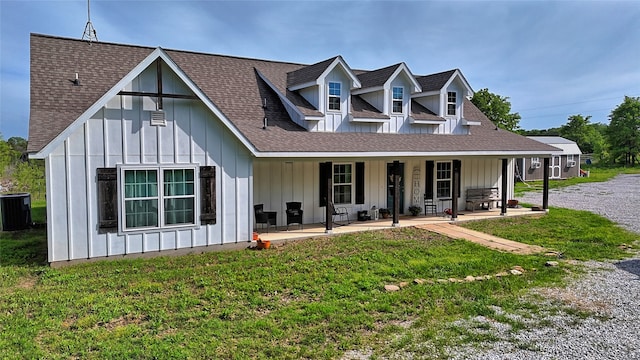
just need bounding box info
[12,160,45,200]
[0,134,17,175]
[559,114,606,154]
[607,96,640,165]
[471,88,521,131]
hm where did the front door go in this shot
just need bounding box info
[550,156,561,179]
[387,162,404,214]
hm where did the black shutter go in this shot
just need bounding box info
[355,162,365,204]
[319,162,331,207]
[200,166,216,225]
[425,161,434,199]
[97,168,117,233]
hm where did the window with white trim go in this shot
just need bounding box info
[447,91,457,116]
[333,163,352,204]
[567,154,574,162]
[122,166,196,230]
[436,162,452,198]
[392,86,404,113]
[328,82,341,111]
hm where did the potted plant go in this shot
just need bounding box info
[408,205,421,216]
[379,208,391,219]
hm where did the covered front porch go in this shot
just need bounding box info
[255,206,544,245]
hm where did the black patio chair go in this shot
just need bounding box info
[285,202,304,230]
[254,204,277,232]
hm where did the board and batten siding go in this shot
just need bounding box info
[46,65,252,262]
[253,157,514,224]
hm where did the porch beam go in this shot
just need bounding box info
[543,157,550,209]
[451,160,460,220]
[325,162,333,233]
[392,160,400,226]
[501,159,508,215]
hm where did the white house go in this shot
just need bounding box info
[28,34,557,264]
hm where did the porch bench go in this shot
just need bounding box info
[465,187,501,211]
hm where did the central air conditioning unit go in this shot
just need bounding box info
[566,160,576,168]
[531,161,541,169]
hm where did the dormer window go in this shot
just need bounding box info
[447,91,457,116]
[392,86,403,113]
[328,82,341,111]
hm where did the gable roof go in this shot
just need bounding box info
[355,62,421,94]
[416,69,457,92]
[527,136,582,155]
[29,34,557,158]
[28,34,154,152]
[286,55,361,91]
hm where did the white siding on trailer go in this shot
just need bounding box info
[46,66,252,262]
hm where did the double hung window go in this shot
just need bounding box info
[447,91,457,116]
[333,163,352,204]
[328,82,341,111]
[122,166,196,230]
[392,87,403,113]
[436,162,452,198]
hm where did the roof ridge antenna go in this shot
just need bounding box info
[82,0,98,43]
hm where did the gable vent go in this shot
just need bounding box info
[150,110,166,126]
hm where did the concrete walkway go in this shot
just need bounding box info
[417,222,546,255]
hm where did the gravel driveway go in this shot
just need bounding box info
[446,174,640,360]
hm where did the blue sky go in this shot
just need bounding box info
[1,0,639,140]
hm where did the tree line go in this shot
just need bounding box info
[0,135,45,200]
[471,90,640,166]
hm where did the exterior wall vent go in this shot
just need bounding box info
[150,110,166,126]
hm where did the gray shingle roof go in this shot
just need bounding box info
[357,63,402,88]
[29,34,557,156]
[416,69,457,92]
[410,101,443,121]
[286,56,338,88]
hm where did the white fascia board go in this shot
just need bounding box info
[320,56,362,89]
[253,150,559,159]
[350,117,389,123]
[384,63,422,93]
[442,69,473,96]
[304,116,325,121]
[288,80,318,91]
[255,69,307,122]
[352,85,383,95]
[33,48,261,158]
[411,90,439,98]
[461,119,482,126]
[410,118,446,125]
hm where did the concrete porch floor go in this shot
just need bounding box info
[255,207,547,254]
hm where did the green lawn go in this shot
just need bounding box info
[0,203,638,359]
[515,166,640,195]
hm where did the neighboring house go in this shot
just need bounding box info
[28,34,557,264]
[515,137,582,181]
